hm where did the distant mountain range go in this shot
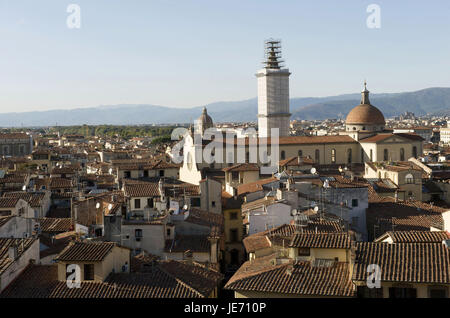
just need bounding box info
[1,87,449,127]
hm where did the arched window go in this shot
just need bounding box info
[400,148,405,161]
[384,149,388,161]
[347,149,352,164]
[331,149,336,163]
[315,149,320,163]
[298,150,302,157]
[245,152,250,163]
[412,146,417,158]
[370,149,373,161]
[361,149,364,162]
[405,173,414,184]
[281,151,286,160]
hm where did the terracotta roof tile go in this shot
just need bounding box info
[225,254,354,297]
[123,180,160,197]
[38,218,73,233]
[56,241,115,262]
[353,242,450,284]
[289,233,351,249]
[376,231,449,243]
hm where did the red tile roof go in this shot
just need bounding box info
[223,163,260,172]
[225,254,354,297]
[375,231,449,243]
[0,262,219,298]
[123,180,160,197]
[289,233,352,249]
[38,218,73,233]
[353,242,450,284]
[56,241,116,262]
[237,177,279,196]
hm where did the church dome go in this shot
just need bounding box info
[345,83,385,125]
[197,107,213,130]
[346,104,385,125]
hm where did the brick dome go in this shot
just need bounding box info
[346,82,385,126]
[346,104,385,125]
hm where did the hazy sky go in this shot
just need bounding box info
[1,0,449,112]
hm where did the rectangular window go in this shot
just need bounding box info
[134,198,141,209]
[211,201,216,207]
[298,248,310,256]
[190,198,201,207]
[159,170,164,177]
[230,212,238,220]
[230,229,238,242]
[147,198,153,208]
[124,171,131,178]
[84,264,94,281]
[135,229,143,238]
[352,199,358,207]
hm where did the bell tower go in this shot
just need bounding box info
[256,39,291,137]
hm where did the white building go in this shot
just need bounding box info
[441,124,450,145]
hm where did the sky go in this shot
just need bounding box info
[0,0,450,112]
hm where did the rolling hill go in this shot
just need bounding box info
[1,87,449,127]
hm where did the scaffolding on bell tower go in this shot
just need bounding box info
[263,39,284,69]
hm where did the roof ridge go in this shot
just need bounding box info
[157,263,206,298]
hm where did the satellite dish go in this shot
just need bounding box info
[108,204,112,211]
[310,167,316,174]
[95,203,100,209]
[291,209,298,216]
[22,185,26,191]
[313,206,319,212]
[183,205,188,210]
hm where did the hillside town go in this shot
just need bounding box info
[0,41,449,299]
